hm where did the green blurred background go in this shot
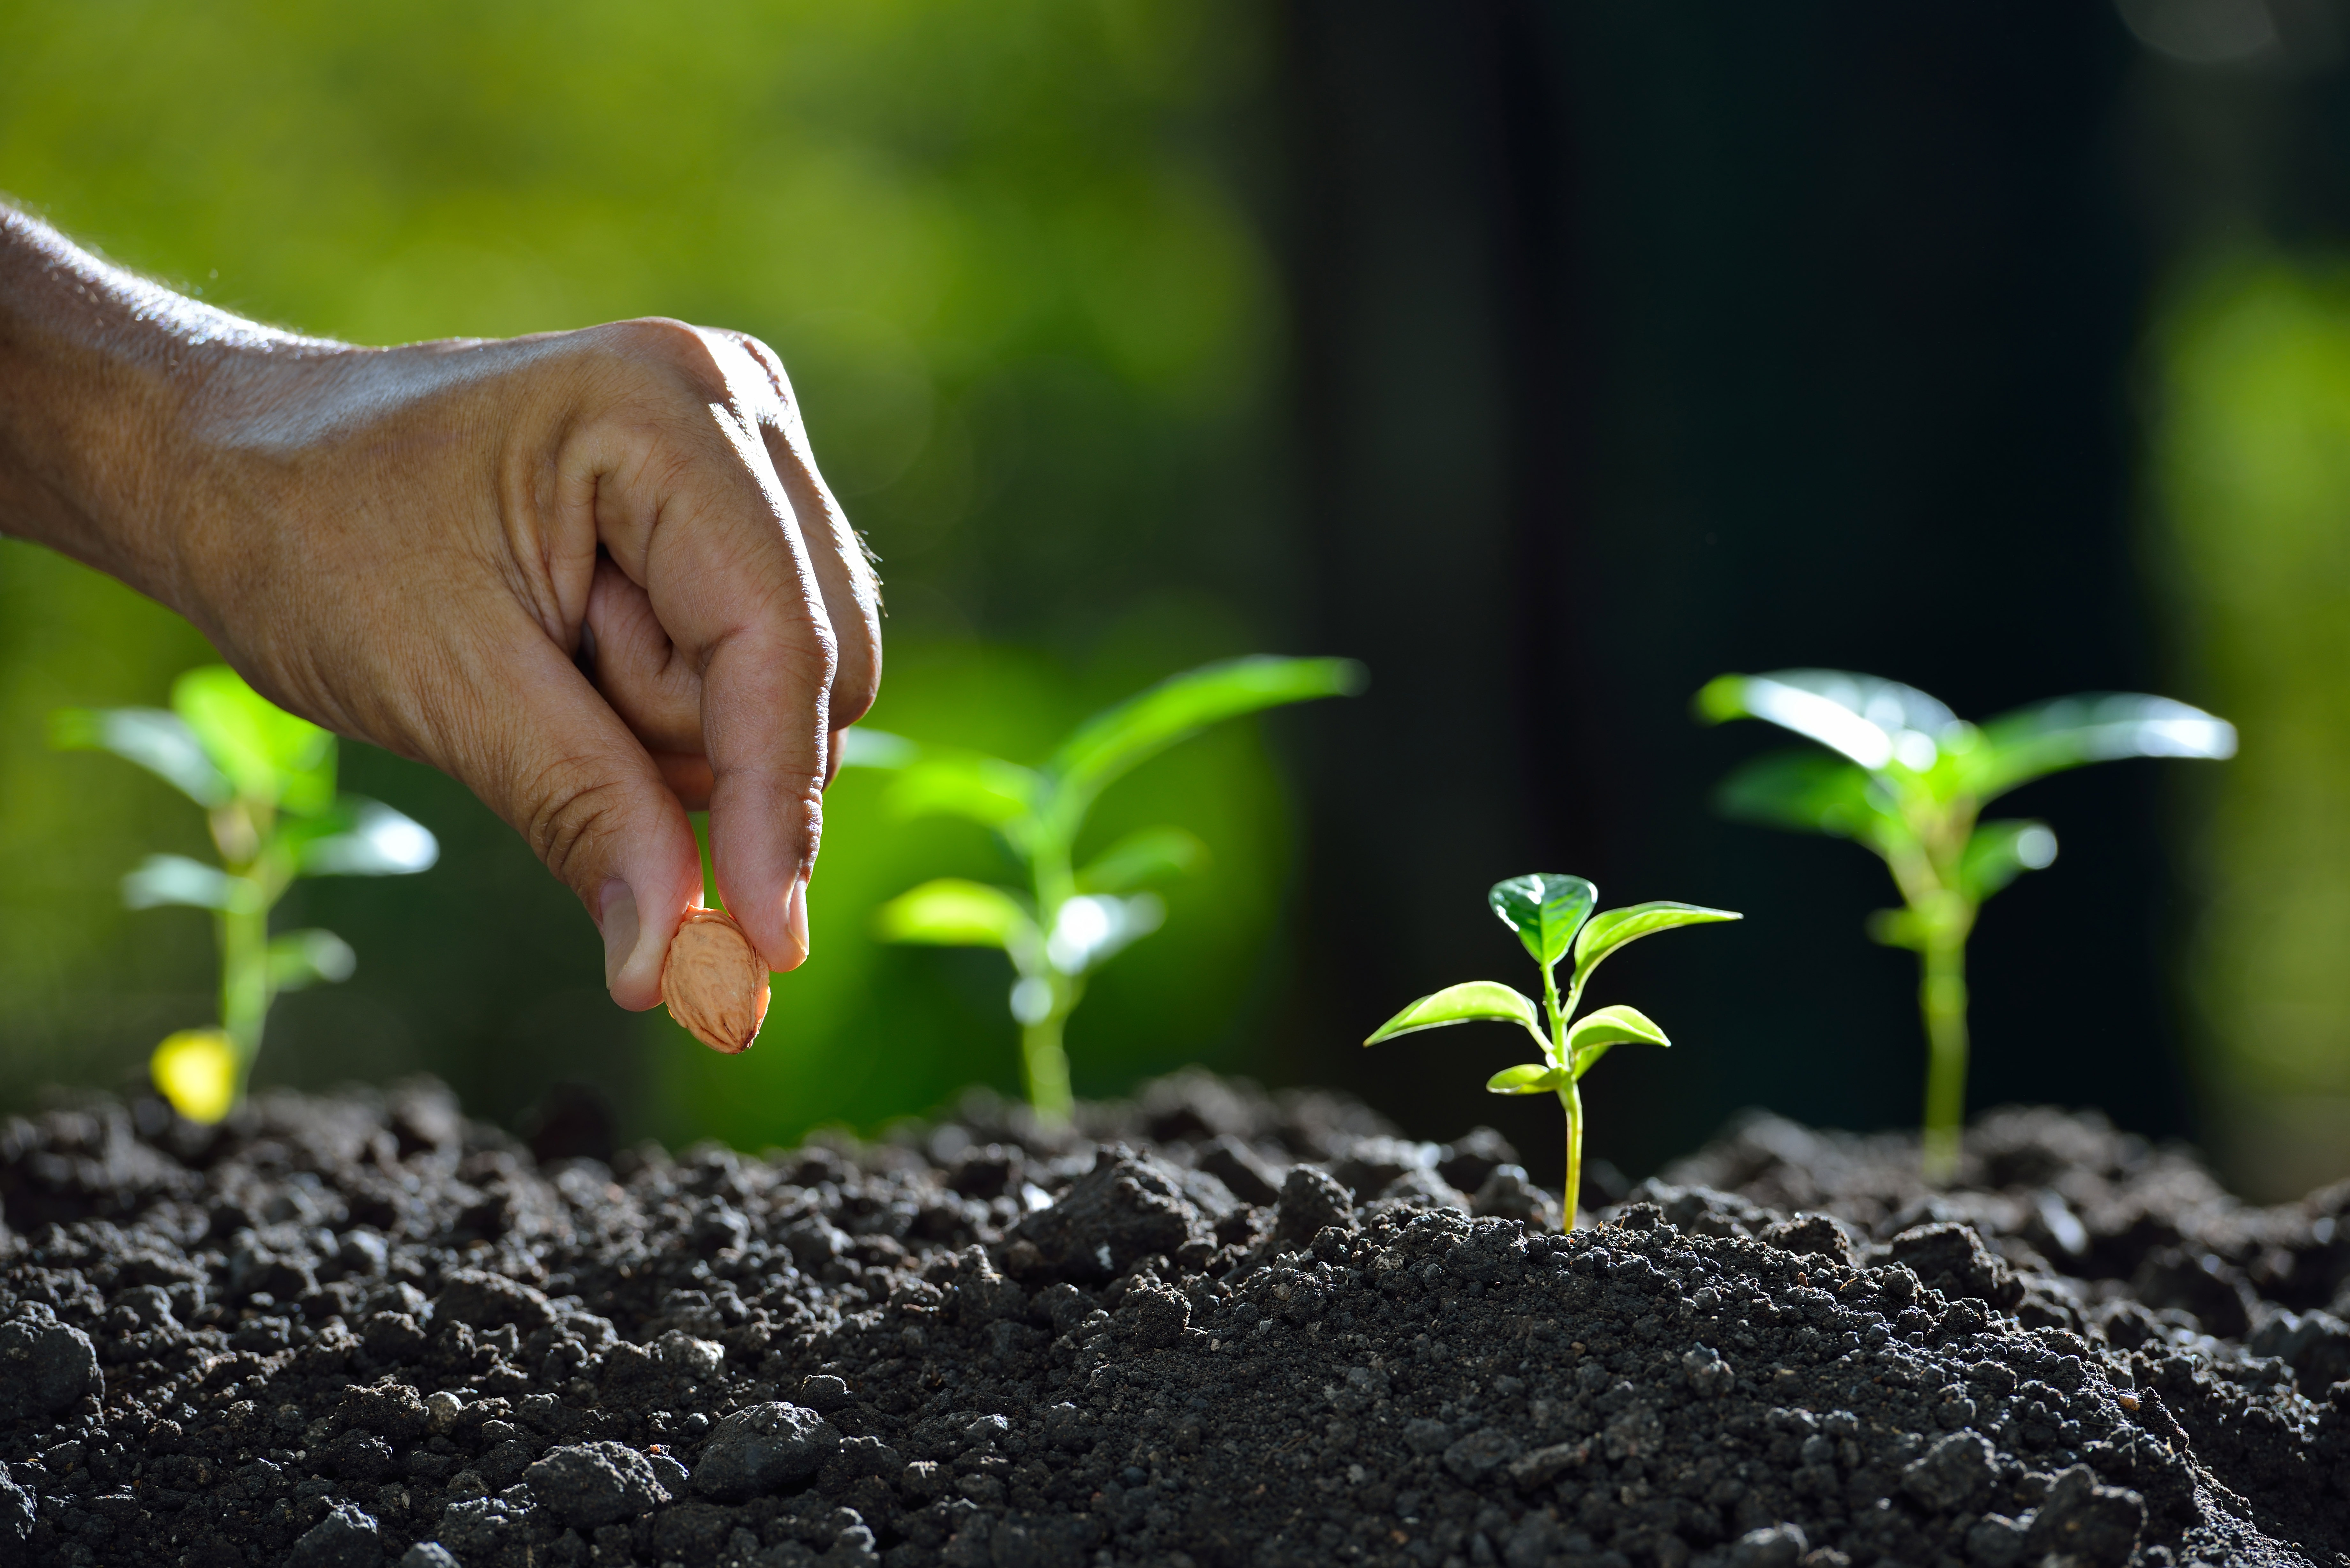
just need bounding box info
[3,1,2346,1198]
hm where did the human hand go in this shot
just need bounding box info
[0,214,879,1018]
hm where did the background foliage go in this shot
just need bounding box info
[4,2,2348,1195]
[2156,258,2350,1198]
[0,0,1303,1148]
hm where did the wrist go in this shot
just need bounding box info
[0,209,328,618]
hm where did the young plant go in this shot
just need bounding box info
[51,665,438,1122]
[855,654,1362,1123]
[1364,873,1740,1230]
[1696,669,2235,1183]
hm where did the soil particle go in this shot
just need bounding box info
[693,1404,841,1500]
[521,1442,668,1527]
[0,1077,2343,1566]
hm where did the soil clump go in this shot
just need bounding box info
[0,1073,2344,1568]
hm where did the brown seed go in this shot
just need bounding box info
[660,907,770,1054]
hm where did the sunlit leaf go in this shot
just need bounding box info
[1565,1003,1669,1078]
[1045,655,1363,835]
[1961,693,2237,802]
[885,752,1043,830]
[49,706,233,808]
[1958,819,2058,903]
[1487,873,1597,969]
[122,854,255,913]
[298,798,439,876]
[269,928,356,991]
[1076,826,1206,893]
[151,1029,239,1124]
[1697,670,1959,771]
[1572,901,1742,983]
[874,878,1037,953]
[1045,892,1164,974]
[836,727,917,769]
[1566,1003,1669,1051]
[170,666,336,813]
[1363,981,1543,1047]
[1485,1062,1564,1095]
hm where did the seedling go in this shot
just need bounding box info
[1696,669,2235,1183]
[51,666,437,1122]
[855,655,1361,1122]
[1364,873,1740,1230]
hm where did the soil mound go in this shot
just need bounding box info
[0,1074,2343,1568]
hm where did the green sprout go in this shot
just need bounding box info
[852,655,1362,1123]
[51,665,437,1122]
[1364,873,1740,1230]
[1696,669,2236,1184]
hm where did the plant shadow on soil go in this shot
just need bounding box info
[0,1070,2345,1568]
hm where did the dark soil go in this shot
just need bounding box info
[1,1073,2345,1568]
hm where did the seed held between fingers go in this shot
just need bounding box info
[661,907,770,1053]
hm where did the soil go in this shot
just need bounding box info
[0,1072,2345,1568]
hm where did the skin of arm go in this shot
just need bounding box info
[0,207,882,1021]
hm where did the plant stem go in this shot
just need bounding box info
[1919,936,1969,1185]
[1558,1074,1584,1233]
[1020,836,1080,1125]
[209,798,286,1113]
[1022,996,1075,1127]
[217,900,270,1095]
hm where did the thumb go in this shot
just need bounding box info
[443,628,708,1011]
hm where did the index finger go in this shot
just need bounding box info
[560,320,839,973]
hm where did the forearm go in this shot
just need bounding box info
[0,207,325,612]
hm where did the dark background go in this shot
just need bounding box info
[1267,0,2346,1183]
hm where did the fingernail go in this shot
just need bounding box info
[783,872,811,969]
[599,880,640,993]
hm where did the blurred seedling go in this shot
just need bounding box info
[1364,873,1740,1230]
[851,655,1361,1123]
[51,666,437,1122]
[1697,669,2235,1183]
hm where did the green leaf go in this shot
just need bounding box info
[1866,906,1929,950]
[269,928,356,991]
[49,707,233,807]
[1571,901,1742,983]
[835,727,917,769]
[296,798,439,876]
[875,879,1037,954]
[1044,892,1164,974]
[1045,655,1363,836]
[1712,748,1890,842]
[1960,693,2237,803]
[1696,669,1957,772]
[1363,981,1543,1047]
[171,666,336,813]
[1487,874,1597,969]
[1958,819,2058,903]
[1485,1062,1565,1095]
[885,752,1043,830]
[121,854,256,913]
[1566,1004,1670,1051]
[1565,1003,1670,1078]
[1076,827,1206,893]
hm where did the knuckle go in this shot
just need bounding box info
[600,317,732,401]
[726,332,799,409]
[523,764,638,889]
